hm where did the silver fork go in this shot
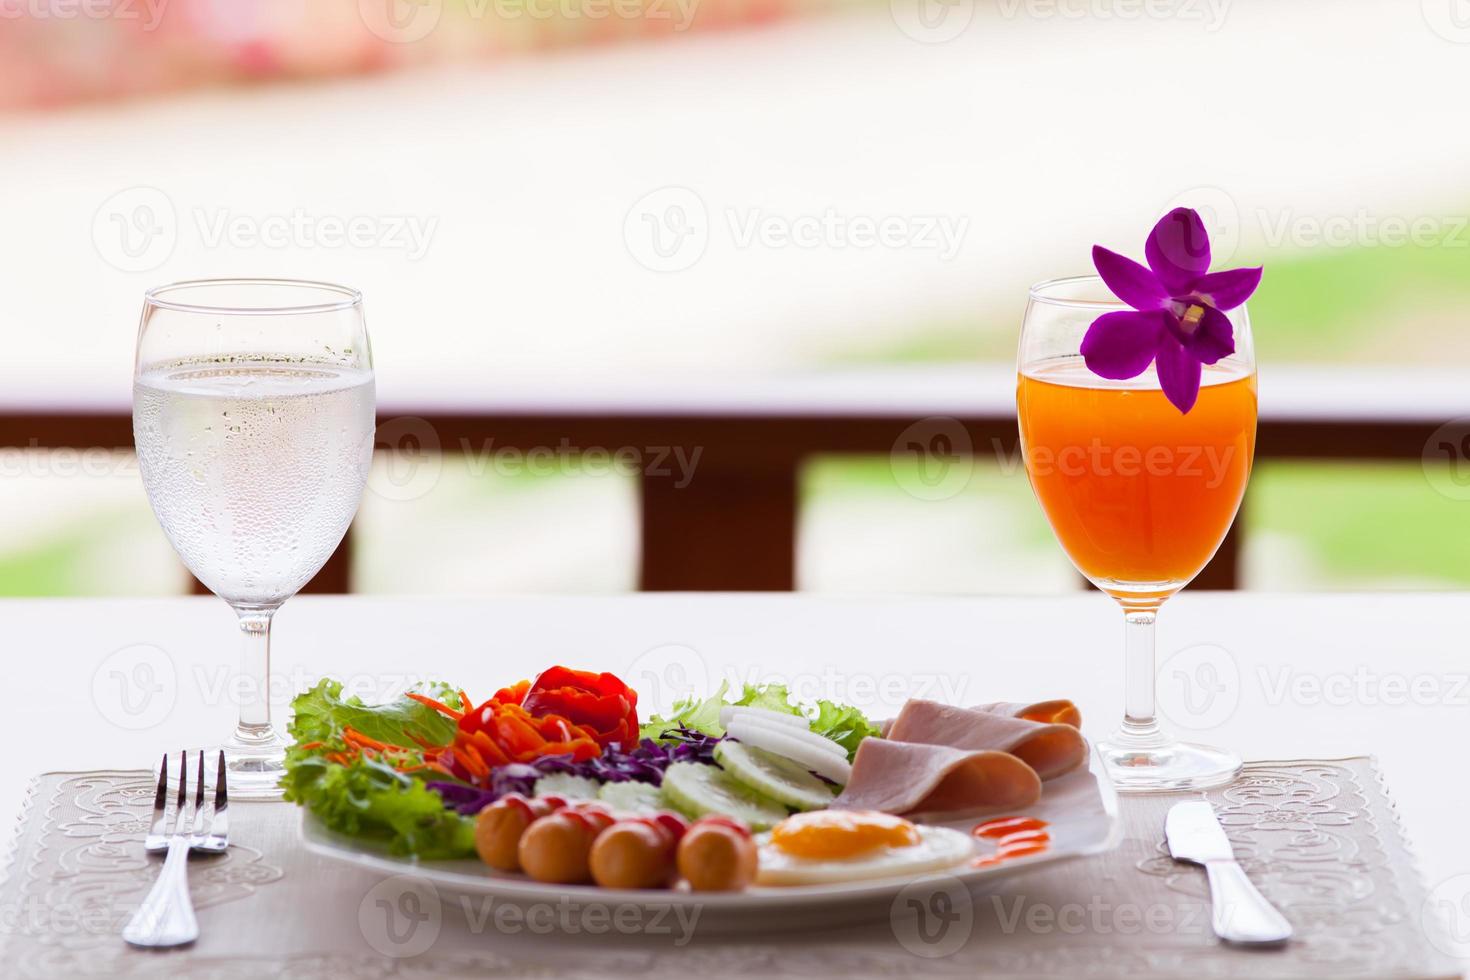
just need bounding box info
[123,751,229,948]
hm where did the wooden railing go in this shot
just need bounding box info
[5,366,1465,593]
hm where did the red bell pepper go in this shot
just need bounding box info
[520,666,640,751]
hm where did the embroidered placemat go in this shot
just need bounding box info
[0,758,1457,979]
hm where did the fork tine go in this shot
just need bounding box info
[172,751,189,837]
[210,750,229,847]
[146,752,169,844]
[190,750,209,842]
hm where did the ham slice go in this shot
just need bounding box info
[888,699,1087,782]
[975,699,1083,729]
[832,698,1087,818]
[877,699,1081,736]
[831,739,1042,817]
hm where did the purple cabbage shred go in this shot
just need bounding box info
[428,727,720,815]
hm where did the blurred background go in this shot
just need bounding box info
[2,0,1469,597]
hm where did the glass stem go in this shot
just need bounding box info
[1119,607,1163,744]
[235,609,276,742]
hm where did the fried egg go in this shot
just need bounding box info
[755,810,974,886]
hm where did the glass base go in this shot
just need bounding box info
[1097,728,1241,793]
[217,725,288,800]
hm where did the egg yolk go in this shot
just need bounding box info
[770,811,920,859]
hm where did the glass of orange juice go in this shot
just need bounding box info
[1017,275,1255,791]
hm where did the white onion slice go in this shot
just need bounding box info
[725,718,853,784]
[718,705,811,731]
[723,711,848,759]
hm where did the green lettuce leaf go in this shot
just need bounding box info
[282,679,475,858]
[282,753,475,858]
[733,682,799,715]
[638,680,731,739]
[808,698,884,760]
[287,677,461,749]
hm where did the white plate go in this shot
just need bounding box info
[300,747,1120,933]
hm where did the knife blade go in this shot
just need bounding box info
[1165,800,1293,945]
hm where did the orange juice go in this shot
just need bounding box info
[1017,359,1256,594]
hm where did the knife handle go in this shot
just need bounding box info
[1203,860,1293,944]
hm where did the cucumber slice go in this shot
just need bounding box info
[533,773,601,800]
[714,740,835,811]
[661,761,789,830]
[597,780,664,814]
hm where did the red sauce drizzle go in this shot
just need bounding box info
[970,816,1051,869]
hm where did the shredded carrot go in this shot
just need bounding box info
[469,729,511,768]
[406,692,463,720]
[343,727,389,751]
[344,683,609,787]
[456,741,490,779]
[299,741,324,751]
[396,760,447,775]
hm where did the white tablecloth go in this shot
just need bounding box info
[5,758,1454,979]
[5,593,1467,932]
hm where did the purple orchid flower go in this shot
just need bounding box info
[1080,208,1261,414]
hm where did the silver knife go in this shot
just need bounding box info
[1164,800,1293,945]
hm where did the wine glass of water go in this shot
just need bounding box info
[133,279,376,799]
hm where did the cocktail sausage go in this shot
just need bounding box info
[677,817,758,891]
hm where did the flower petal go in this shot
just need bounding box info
[1155,336,1202,414]
[1190,266,1262,311]
[1080,310,1167,380]
[1092,245,1169,310]
[1145,208,1211,293]
[1181,305,1235,364]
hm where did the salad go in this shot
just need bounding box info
[283,666,882,864]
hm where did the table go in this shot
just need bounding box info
[6,592,1463,869]
[5,758,1450,978]
[4,594,1467,969]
